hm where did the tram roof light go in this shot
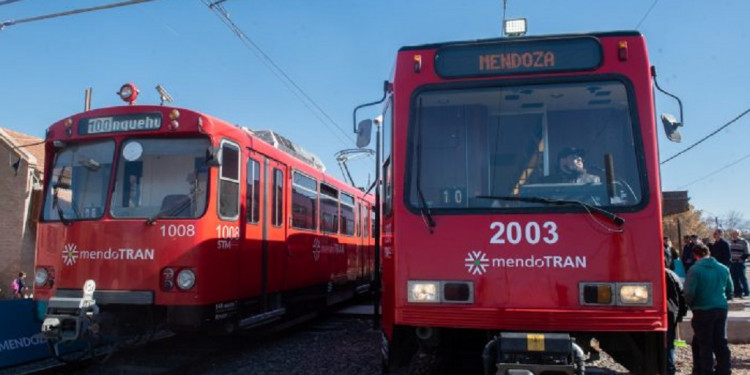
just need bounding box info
[503,18,527,37]
[117,83,139,105]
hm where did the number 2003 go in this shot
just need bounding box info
[489,221,558,245]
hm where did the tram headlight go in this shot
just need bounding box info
[35,267,49,287]
[408,281,440,303]
[617,283,651,306]
[176,269,196,290]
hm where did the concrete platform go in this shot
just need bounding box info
[678,298,750,344]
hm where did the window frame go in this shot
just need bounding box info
[218,139,241,221]
[246,157,261,224]
[291,170,318,231]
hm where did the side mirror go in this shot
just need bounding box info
[661,113,682,143]
[356,119,373,148]
[206,146,222,167]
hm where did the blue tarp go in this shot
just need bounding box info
[0,299,50,368]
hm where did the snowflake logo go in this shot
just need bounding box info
[465,250,489,275]
[62,243,78,266]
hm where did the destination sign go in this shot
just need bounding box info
[78,113,162,135]
[434,37,602,78]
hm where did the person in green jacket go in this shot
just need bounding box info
[684,243,733,375]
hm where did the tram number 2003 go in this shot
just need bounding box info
[489,221,559,245]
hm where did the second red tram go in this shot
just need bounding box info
[373,31,672,374]
[34,87,374,345]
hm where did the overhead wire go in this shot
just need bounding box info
[661,107,750,165]
[0,0,28,7]
[0,0,161,29]
[677,152,750,189]
[200,0,354,147]
[635,0,660,29]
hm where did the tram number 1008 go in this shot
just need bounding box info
[160,224,196,238]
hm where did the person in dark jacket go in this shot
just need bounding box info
[711,229,732,268]
[681,234,697,273]
[711,229,733,300]
[665,268,687,375]
[684,243,733,375]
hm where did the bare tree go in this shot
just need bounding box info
[721,210,750,233]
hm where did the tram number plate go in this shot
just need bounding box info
[440,188,466,206]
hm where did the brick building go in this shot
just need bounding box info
[0,128,44,299]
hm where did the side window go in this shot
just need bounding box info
[383,156,393,216]
[246,158,260,223]
[355,203,361,237]
[362,204,369,239]
[340,193,355,236]
[219,141,240,219]
[320,184,339,234]
[272,168,283,227]
[291,171,317,230]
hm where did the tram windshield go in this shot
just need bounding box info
[110,138,210,219]
[43,140,115,221]
[408,80,644,211]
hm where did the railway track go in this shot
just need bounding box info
[0,302,645,375]
[0,303,378,375]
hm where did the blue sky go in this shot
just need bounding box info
[1,0,749,222]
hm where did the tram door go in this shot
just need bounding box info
[241,153,287,311]
[262,156,287,310]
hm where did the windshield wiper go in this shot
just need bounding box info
[146,196,192,225]
[414,97,435,232]
[476,195,625,227]
[52,167,72,226]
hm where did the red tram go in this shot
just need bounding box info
[34,85,374,346]
[369,31,677,374]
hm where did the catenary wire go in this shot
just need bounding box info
[677,152,750,189]
[635,0,660,29]
[661,107,750,165]
[0,0,28,7]
[0,0,161,29]
[200,0,354,147]
[205,3,349,147]
[205,2,353,146]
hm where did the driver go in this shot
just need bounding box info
[555,147,600,184]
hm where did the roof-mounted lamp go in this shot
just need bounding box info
[117,83,139,105]
[503,18,527,37]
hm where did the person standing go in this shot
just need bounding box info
[682,235,698,273]
[728,229,750,298]
[664,237,675,270]
[712,229,733,300]
[712,229,732,268]
[12,272,28,299]
[665,268,687,375]
[684,243,733,375]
